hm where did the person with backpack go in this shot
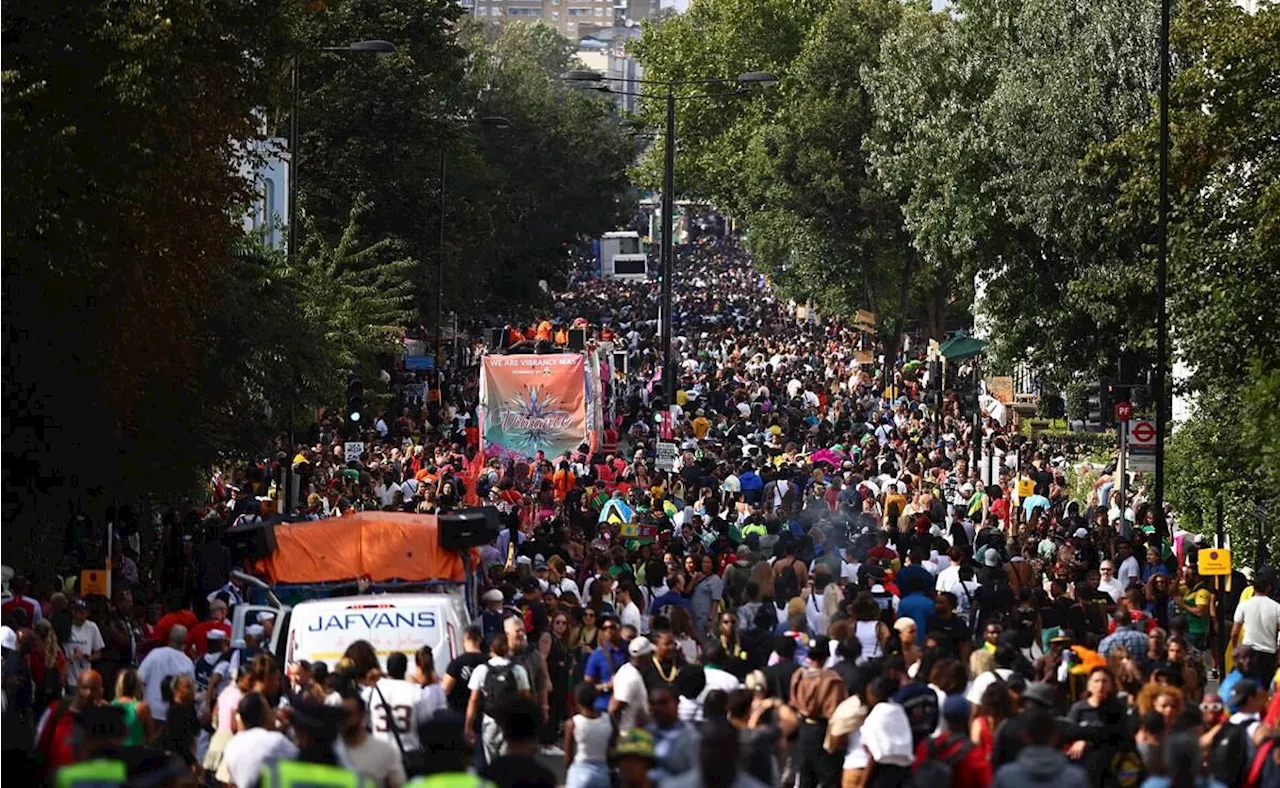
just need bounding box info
[465,633,532,765]
[1210,679,1270,786]
[912,696,991,788]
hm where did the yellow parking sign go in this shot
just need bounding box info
[1017,478,1035,498]
[1198,548,1232,576]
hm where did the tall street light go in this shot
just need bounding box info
[1154,0,1170,546]
[562,69,778,406]
[436,116,511,397]
[283,39,395,515]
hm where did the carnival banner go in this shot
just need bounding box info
[480,354,588,459]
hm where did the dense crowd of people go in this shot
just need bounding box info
[4,234,1280,788]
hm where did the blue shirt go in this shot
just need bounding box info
[649,592,692,621]
[897,592,936,635]
[584,643,627,711]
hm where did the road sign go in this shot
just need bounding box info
[344,441,365,463]
[1130,419,1157,448]
[1198,548,1232,576]
[656,442,678,472]
[1017,478,1035,498]
[1115,401,1133,422]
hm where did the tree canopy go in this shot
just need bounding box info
[2,3,635,569]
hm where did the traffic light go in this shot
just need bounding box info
[1099,377,1116,428]
[346,375,364,425]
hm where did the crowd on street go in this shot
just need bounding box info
[4,233,1280,788]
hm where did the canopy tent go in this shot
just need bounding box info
[938,335,989,362]
[258,512,469,585]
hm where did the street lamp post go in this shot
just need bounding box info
[436,116,511,399]
[561,69,778,405]
[283,39,395,516]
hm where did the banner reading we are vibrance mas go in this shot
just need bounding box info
[479,354,588,460]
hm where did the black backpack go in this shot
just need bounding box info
[1210,720,1252,786]
[909,736,972,788]
[899,687,941,747]
[482,662,519,718]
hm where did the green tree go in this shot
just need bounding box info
[867,0,1161,379]
[3,0,291,567]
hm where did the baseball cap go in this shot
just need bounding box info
[1228,679,1262,712]
[1074,528,1089,539]
[1023,682,1057,708]
[984,548,1002,567]
[482,589,504,603]
[615,729,656,761]
[628,636,656,657]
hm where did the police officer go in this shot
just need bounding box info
[259,700,375,788]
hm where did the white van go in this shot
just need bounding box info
[230,591,471,675]
[278,593,470,674]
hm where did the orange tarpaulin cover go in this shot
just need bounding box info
[259,512,467,584]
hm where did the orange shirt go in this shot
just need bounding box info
[552,469,576,500]
[536,321,553,342]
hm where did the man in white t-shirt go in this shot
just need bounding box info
[1232,574,1280,684]
[616,584,645,635]
[340,692,406,788]
[138,624,195,723]
[64,600,105,690]
[217,691,298,788]
[1097,561,1125,604]
[361,673,436,754]
[609,636,653,734]
[466,643,532,763]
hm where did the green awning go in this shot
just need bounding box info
[938,335,989,361]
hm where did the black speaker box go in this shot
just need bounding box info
[438,507,502,550]
[223,519,278,558]
[568,328,588,351]
[487,328,506,350]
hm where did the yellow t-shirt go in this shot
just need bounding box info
[691,417,710,439]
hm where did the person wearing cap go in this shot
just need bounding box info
[609,635,654,734]
[230,623,266,677]
[193,627,232,713]
[911,695,992,788]
[614,727,658,788]
[479,589,506,646]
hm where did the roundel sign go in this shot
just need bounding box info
[1129,419,1157,447]
[1115,401,1133,422]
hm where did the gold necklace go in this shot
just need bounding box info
[652,657,678,683]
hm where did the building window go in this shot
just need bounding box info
[508,6,540,14]
[568,6,590,14]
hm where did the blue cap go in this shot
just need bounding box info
[942,694,972,721]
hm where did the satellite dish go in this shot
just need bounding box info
[538,279,549,294]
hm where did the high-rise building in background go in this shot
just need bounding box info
[467,0,662,43]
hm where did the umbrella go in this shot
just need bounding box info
[599,498,634,524]
[938,335,989,362]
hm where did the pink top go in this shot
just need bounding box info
[216,684,243,734]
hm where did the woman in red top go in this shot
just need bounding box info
[970,679,1015,762]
